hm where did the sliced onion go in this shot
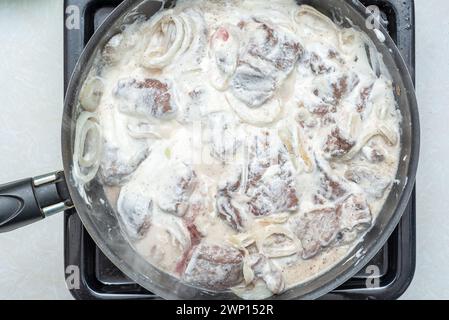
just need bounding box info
[127,120,162,140]
[228,233,255,250]
[176,13,194,59]
[73,111,102,185]
[243,260,255,285]
[278,127,299,170]
[255,213,291,226]
[79,77,104,112]
[378,125,398,146]
[293,6,340,46]
[142,9,203,70]
[350,114,362,137]
[142,11,186,69]
[296,126,313,173]
[238,254,285,297]
[255,226,301,258]
[342,125,398,160]
[78,120,101,167]
[168,9,208,73]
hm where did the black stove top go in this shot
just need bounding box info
[64,0,416,300]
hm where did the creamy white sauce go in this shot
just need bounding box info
[74,0,401,299]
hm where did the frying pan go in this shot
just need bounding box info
[0,0,419,299]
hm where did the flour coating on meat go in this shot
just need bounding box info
[114,78,177,119]
[155,162,197,216]
[75,0,402,299]
[117,179,153,239]
[183,244,244,291]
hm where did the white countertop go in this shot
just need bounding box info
[0,0,447,300]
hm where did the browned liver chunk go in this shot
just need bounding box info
[247,20,302,73]
[247,164,298,216]
[183,244,244,291]
[216,170,244,231]
[323,127,355,158]
[317,172,347,202]
[309,52,335,75]
[114,78,176,119]
[246,130,290,186]
[230,63,277,108]
[344,166,391,199]
[337,194,372,231]
[230,19,302,108]
[310,103,337,117]
[291,195,373,259]
[99,145,149,186]
[313,73,360,106]
[216,196,243,231]
[156,163,197,217]
[356,84,374,113]
[117,188,152,239]
[245,131,298,216]
[291,208,339,259]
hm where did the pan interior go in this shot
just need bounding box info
[62,0,419,300]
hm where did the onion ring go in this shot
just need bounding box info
[73,111,102,185]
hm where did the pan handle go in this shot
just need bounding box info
[0,172,73,233]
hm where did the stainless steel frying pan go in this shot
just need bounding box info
[0,0,419,299]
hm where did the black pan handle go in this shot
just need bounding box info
[0,172,73,233]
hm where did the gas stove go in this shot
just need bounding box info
[63,0,416,300]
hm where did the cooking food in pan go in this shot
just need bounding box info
[74,0,401,299]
